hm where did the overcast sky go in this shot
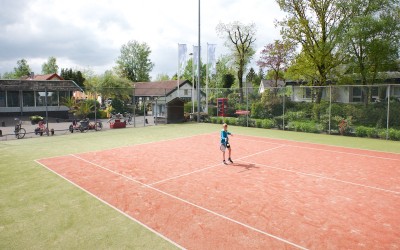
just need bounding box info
[0,0,286,79]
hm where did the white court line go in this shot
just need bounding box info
[238,159,400,196]
[34,159,186,250]
[148,145,285,186]
[69,154,308,250]
[35,132,216,162]
[235,136,400,162]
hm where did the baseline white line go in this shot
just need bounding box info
[148,145,286,186]
[70,154,308,250]
[235,137,400,162]
[234,133,400,156]
[35,131,216,162]
[34,160,185,250]
[239,159,400,196]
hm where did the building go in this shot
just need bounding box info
[132,79,205,119]
[259,78,400,103]
[0,74,82,118]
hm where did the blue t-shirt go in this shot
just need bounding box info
[220,129,231,144]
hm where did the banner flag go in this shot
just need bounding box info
[178,44,187,76]
[207,44,216,75]
[192,45,199,77]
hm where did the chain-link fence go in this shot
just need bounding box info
[203,84,400,140]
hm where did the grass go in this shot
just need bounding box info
[1,123,399,249]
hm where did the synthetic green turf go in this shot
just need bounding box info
[1,123,399,249]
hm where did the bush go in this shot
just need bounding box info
[389,128,400,140]
[261,119,275,129]
[354,126,378,138]
[224,117,237,126]
[285,111,308,122]
[287,121,323,133]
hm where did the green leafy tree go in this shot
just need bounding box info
[276,0,349,103]
[155,73,171,81]
[216,21,256,102]
[341,0,400,105]
[181,58,206,86]
[98,70,132,102]
[115,40,155,82]
[14,59,31,78]
[2,71,15,79]
[41,56,59,74]
[60,68,86,88]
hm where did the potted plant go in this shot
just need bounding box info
[30,115,44,124]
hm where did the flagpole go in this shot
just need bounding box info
[206,43,209,114]
[177,43,180,98]
[197,0,201,122]
[191,49,194,114]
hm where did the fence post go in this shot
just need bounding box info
[329,86,332,134]
[386,85,391,140]
[282,87,285,131]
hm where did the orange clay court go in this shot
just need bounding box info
[36,133,400,249]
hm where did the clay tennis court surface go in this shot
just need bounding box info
[36,133,400,249]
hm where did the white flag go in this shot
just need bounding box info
[207,44,216,75]
[192,45,199,77]
[178,44,187,76]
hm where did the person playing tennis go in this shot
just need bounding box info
[221,123,233,164]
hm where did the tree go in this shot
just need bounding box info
[98,70,131,102]
[14,59,31,78]
[42,56,59,74]
[257,40,295,87]
[341,0,400,105]
[115,40,154,82]
[60,68,86,88]
[276,0,349,102]
[216,21,256,102]
[155,73,170,81]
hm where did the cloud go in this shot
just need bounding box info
[0,0,285,79]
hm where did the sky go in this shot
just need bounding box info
[0,0,286,80]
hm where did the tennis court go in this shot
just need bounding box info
[36,132,400,249]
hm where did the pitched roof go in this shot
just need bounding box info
[133,80,192,97]
[34,73,64,80]
[260,79,285,88]
[21,73,64,80]
[0,79,82,91]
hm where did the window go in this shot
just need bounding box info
[351,87,362,102]
[302,87,312,99]
[0,91,5,107]
[23,91,35,106]
[184,89,189,95]
[393,86,400,97]
[36,92,46,106]
[48,92,58,106]
[59,91,70,104]
[7,91,19,107]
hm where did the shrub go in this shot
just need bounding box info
[261,119,275,129]
[255,119,262,128]
[225,117,237,126]
[355,126,378,138]
[287,121,323,133]
[388,128,400,141]
[285,111,308,122]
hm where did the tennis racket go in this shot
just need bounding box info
[220,138,228,152]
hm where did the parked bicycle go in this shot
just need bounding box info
[69,118,102,133]
[14,118,26,139]
[124,112,133,125]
